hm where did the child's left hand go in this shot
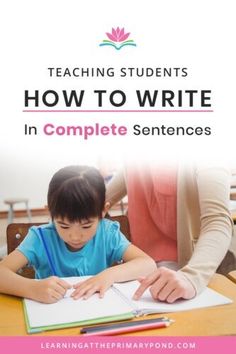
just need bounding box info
[71,272,114,300]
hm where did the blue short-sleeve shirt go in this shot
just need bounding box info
[17,218,130,279]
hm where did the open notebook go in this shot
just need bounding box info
[23,276,233,333]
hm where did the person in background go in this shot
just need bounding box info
[106,163,235,303]
[0,166,156,303]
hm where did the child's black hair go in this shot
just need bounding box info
[47,165,105,222]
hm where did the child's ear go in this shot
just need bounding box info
[102,202,110,217]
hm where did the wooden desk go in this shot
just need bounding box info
[227,270,236,284]
[0,274,236,336]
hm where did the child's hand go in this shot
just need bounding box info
[71,273,114,300]
[133,267,196,303]
[31,276,71,303]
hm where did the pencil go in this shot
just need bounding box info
[38,227,57,276]
[81,318,173,336]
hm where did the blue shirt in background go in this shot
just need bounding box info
[17,219,130,279]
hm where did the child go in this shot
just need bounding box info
[0,165,156,303]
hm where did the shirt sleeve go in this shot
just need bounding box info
[17,227,41,268]
[178,166,233,294]
[105,221,130,265]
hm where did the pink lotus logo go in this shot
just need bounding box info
[99,27,137,50]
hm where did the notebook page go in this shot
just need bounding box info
[114,280,233,314]
[24,277,133,328]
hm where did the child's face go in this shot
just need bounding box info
[54,217,99,251]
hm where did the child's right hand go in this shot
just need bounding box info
[30,276,71,303]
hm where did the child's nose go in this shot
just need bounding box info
[69,231,83,240]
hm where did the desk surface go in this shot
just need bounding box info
[0,274,236,336]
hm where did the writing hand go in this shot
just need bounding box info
[31,276,71,303]
[133,267,196,303]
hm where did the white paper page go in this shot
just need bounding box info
[114,281,233,314]
[24,277,133,328]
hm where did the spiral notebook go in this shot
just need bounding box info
[23,276,232,333]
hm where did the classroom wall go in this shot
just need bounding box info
[2,138,235,212]
[0,146,123,211]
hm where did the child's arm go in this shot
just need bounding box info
[72,244,156,299]
[0,250,71,303]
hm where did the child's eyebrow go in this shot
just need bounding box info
[55,218,96,226]
[56,220,70,226]
[80,219,95,225]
